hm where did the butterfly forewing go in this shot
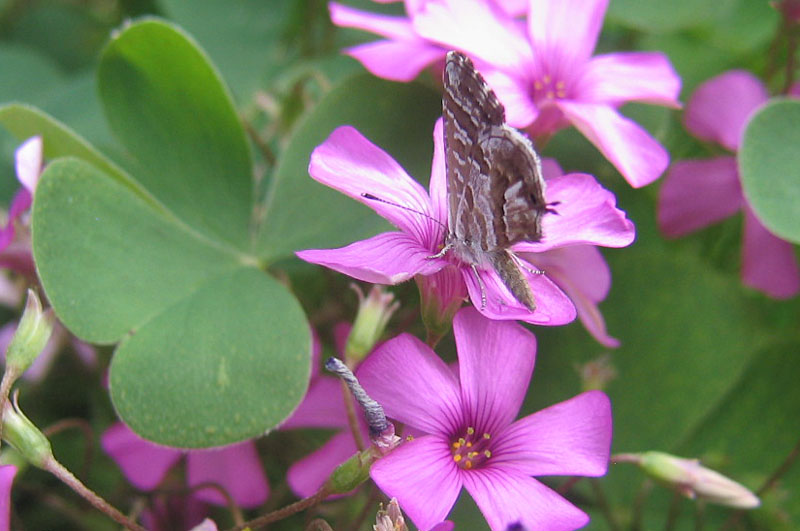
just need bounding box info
[442,51,548,311]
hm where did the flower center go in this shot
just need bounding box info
[531,74,567,103]
[451,426,493,470]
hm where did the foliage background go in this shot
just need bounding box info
[0,0,798,529]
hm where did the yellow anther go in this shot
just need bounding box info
[458,438,466,446]
[465,461,473,469]
[406,435,415,441]
[468,451,479,459]
[466,427,475,435]
[454,454,462,462]
[484,450,492,458]
[452,441,461,449]
[483,433,491,440]
[466,442,472,448]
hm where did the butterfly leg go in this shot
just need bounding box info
[470,264,488,310]
[512,254,546,276]
[428,243,452,260]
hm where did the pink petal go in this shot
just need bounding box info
[370,436,463,530]
[491,391,612,477]
[495,0,528,16]
[462,468,589,531]
[556,101,669,187]
[523,246,619,348]
[101,423,182,491]
[480,68,539,128]
[281,376,349,430]
[527,0,607,76]
[657,157,742,237]
[576,52,681,107]
[454,308,536,434]
[0,465,16,531]
[14,136,43,194]
[296,231,448,284]
[287,430,363,498]
[429,118,448,229]
[541,157,564,180]
[684,70,768,151]
[344,39,447,82]
[187,442,269,509]
[741,206,800,299]
[358,333,463,435]
[515,173,635,251]
[329,2,416,40]
[308,126,439,245]
[463,265,577,325]
[0,189,32,252]
[412,0,533,72]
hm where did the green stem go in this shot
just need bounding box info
[225,485,331,531]
[43,457,146,531]
[590,478,619,531]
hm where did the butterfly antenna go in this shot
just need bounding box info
[546,200,561,215]
[361,193,449,232]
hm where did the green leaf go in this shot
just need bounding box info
[98,18,253,249]
[34,158,310,447]
[257,73,441,259]
[111,267,310,448]
[608,0,716,32]
[27,19,314,447]
[739,98,800,244]
[0,45,64,104]
[0,103,129,184]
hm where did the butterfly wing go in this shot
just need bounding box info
[442,51,547,253]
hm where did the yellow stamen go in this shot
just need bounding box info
[483,433,491,440]
[466,427,475,435]
[453,454,462,462]
[484,450,492,458]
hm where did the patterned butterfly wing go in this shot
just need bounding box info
[442,51,547,311]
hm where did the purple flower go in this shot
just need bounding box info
[281,324,370,498]
[0,136,42,275]
[658,70,800,299]
[358,307,612,530]
[296,120,634,327]
[330,0,681,187]
[101,423,269,508]
[0,465,16,531]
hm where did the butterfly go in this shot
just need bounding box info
[439,50,550,312]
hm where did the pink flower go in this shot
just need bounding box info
[0,465,16,531]
[281,324,370,498]
[330,0,681,187]
[0,136,42,275]
[101,423,269,509]
[358,308,612,530]
[296,120,634,327]
[521,159,620,347]
[658,70,800,299]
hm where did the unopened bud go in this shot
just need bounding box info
[416,271,465,347]
[346,285,399,362]
[374,498,408,531]
[637,451,760,509]
[5,290,55,377]
[325,447,378,494]
[2,395,53,469]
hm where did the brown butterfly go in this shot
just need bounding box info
[439,50,550,311]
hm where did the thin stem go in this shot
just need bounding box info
[225,485,331,531]
[43,457,146,531]
[590,478,620,531]
[43,418,95,480]
[0,368,19,442]
[186,481,244,526]
[783,26,799,93]
[242,118,276,167]
[721,436,800,530]
[663,490,682,531]
[632,479,653,531]
[557,476,583,495]
[340,379,366,452]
